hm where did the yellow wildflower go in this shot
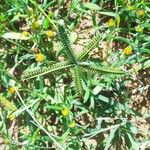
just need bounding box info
[46,30,56,38]
[69,121,76,128]
[123,45,133,55]
[32,20,40,29]
[22,31,30,37]
[8,86,15,94]
[136,25,143,33]
[107,18,115,28]
[35,53,45,62]
[61,108,69,117]
[136,9,145,17]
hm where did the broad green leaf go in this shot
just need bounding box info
[45,105,62,110]
[98,95,114,105]
[43,13,53,29]
[140,48,150,54]
[142,22,150,28]
[98,11,116,17]
[83,3,101,11]
[114,36,133,46]
[43,18,50,29]
[1,32,31,40]
[144,60,150,69]
[93,85,103,95]
[70,31,78,44]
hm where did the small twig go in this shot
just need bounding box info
[83,122,126,139]
[139,141,150,150]
[14,88,64,150]
[0,37,29,52]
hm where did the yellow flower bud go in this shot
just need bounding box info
[8,86,15,94]
[136,9,145,17]
[127,5,135,11]
[69,121,76,128]
[61,108,69,117]
[22,31,30,37]
[28,6,34,14]
[116,16,120,27]
[107,18,115,28]
[9,114,16,121]
[32,20,40,29]
[3,138,9,144]
[136,25,143,33]
[46,30,56,38]
[123,45,133,55]
[35,53,45,62]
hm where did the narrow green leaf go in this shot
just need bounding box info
[104,127,118,150]
[84,88,90,103]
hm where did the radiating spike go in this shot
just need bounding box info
[72,66,84,96]
[76,33,103,61]
[58,25,77,64]
[21,61,73,80]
